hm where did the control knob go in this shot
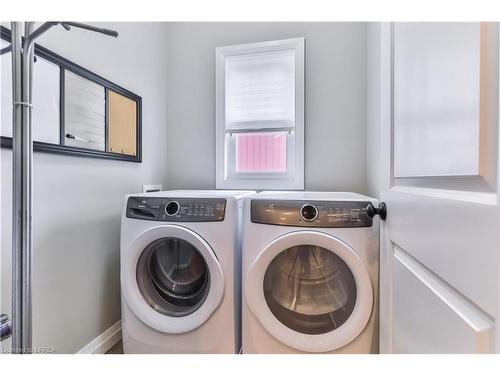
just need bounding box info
[300,204,319,222]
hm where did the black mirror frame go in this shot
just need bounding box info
[0,25,142,163]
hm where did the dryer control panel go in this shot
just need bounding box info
[126,197,226,222]
[251,200,373,228]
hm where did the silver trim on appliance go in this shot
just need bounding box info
[251,199,374,228]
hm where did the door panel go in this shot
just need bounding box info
[392,245,494,353]
[378,22,500,353]
[394,23,481,178]
[387,187,497,315]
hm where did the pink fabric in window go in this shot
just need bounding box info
[236,132,287,173]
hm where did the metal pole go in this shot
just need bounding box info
[11,20,37,354]
[11,20,36,354]
[10,21,24,354]
[8,21,117,354]
[11,21,37,355]
[20,21,35,354]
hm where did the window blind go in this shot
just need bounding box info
[225,49,295,131]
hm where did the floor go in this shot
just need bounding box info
[106,340,123,354]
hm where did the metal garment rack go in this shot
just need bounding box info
[1,21,118,354]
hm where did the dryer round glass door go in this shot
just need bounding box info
[136,237,210,317]
[263,245,357,335]
[122,225,225,334]
[245,231,373,353]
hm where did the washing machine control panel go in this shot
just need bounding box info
[126,197,226,222]
[251,200,374,227]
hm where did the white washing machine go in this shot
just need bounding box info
[121,190,253,353]
[242,191,379,353]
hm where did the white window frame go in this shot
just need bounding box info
[215,38,305,190]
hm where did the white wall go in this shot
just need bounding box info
[165,22,368,193]
[1,22,169,353]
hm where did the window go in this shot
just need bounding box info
[216,38,305,189]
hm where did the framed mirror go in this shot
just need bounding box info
[0,25,142,162]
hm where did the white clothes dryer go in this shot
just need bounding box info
[242,191,379,353]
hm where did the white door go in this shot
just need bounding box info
[378,22,499,353]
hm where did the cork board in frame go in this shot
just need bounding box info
[108,89,137,156]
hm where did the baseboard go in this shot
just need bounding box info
[77,320,122,354]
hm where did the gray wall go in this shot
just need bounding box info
[366,23,383,198]
[165,22,368,193]
[1,22,169,353]
[1,22,371,353]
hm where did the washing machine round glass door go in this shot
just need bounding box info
[123,225,224,334]
[245,231,373,353]
[136,237,210,317]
